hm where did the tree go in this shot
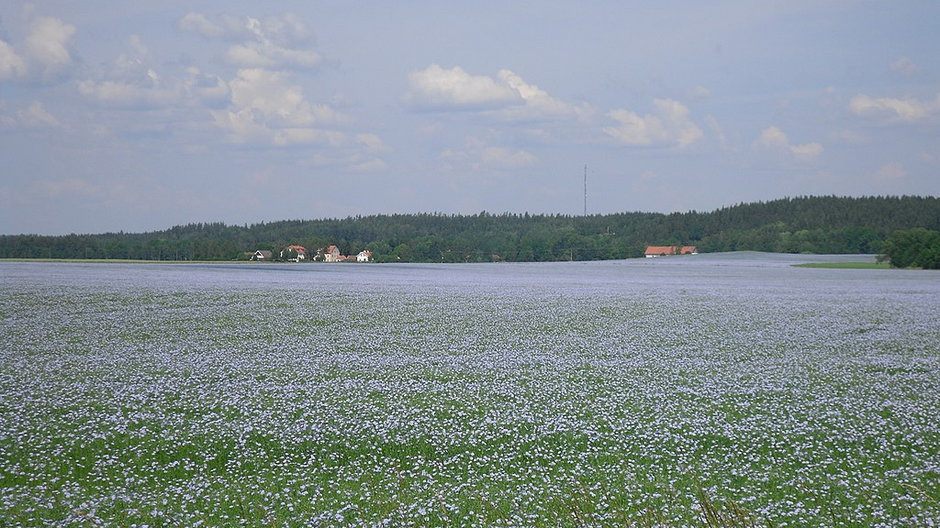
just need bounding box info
[879,228,940,269]
[391,243,413,262]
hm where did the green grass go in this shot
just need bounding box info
[793,262,890,269]
[0,258,243,263]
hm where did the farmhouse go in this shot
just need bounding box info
[324,245,345,262]
[645,246,675,257]
[645,245,698,258]
[357,250,373,262]
[281,245,307,261]
[252,250,273,261]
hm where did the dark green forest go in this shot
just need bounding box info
[2,196,938,262]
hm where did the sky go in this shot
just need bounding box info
[1,1,938,235]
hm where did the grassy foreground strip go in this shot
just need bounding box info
[0,258,245,264]
[793,262,890,269]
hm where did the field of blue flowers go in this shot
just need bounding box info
[2,254,938,527]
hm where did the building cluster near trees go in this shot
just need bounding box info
[644,246,698,258]
[251,245,372,263]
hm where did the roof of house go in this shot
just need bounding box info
[288,245,307,253]
[645,246,677,255]
[680,246,697,254]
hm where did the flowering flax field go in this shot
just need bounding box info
[1,253,939,527]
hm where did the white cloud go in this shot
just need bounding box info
[875,162,906,181]
[0,40,28,80]
[890,57,918,76]
[406,65,589,123]
[77,34,173,108]
[38,177,99,197]
[356,133,389,153]
[19,101,61,128]
[481,146,537,168]
[212,68,346,146]
[705,115,728,148]
[829,129,870,145]
[849,93,940,122]
[180,12,312,44]
[78,78,173,108]
[754,126,823,161]
[271,128,345,147]
[350,158,388,172]
[494,69,591,122]
[77,42,229,110]
[788,142,823,160]
[438,137,537,171]
[183,68,230,106]
[178,13,225,39]
[224,42,320,69]
[604,99,703,148]
[0,101,59,128]
[227,68,341,127]
[407,64,522,110]
[252,13,312,45]
[0,15,75,82]
[26,17,76,74]
[179,12,321,70]
[304,151,386,172]
[689,85,711,98]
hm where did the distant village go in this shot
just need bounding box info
[248,244,697,262]
[250,245,373,263]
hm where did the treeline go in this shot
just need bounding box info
[2,195,938,262]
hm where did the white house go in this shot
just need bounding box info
[324,245,344,262]
[281,245,307,262]
[356,250,373,262]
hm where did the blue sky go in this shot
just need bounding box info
[1,1,938,235]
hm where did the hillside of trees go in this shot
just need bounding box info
[2,196,938,262]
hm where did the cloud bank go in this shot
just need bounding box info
[212,68,345,146]
[179,12,321,70]
[849,93,940,122]
[406,65,522,110]
[754,126,823,161]
[604,99,703,148]
[0,15,75,83]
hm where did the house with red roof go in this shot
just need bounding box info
[645,245,676,257]
[645,245,698,258]
[281,245,307,262]
[324,245,344,262]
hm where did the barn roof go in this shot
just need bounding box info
[645,246,677,255]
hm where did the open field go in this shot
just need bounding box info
[1,253,939,526]
[793,262,891,270]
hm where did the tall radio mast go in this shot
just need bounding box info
[583,165,587,216]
